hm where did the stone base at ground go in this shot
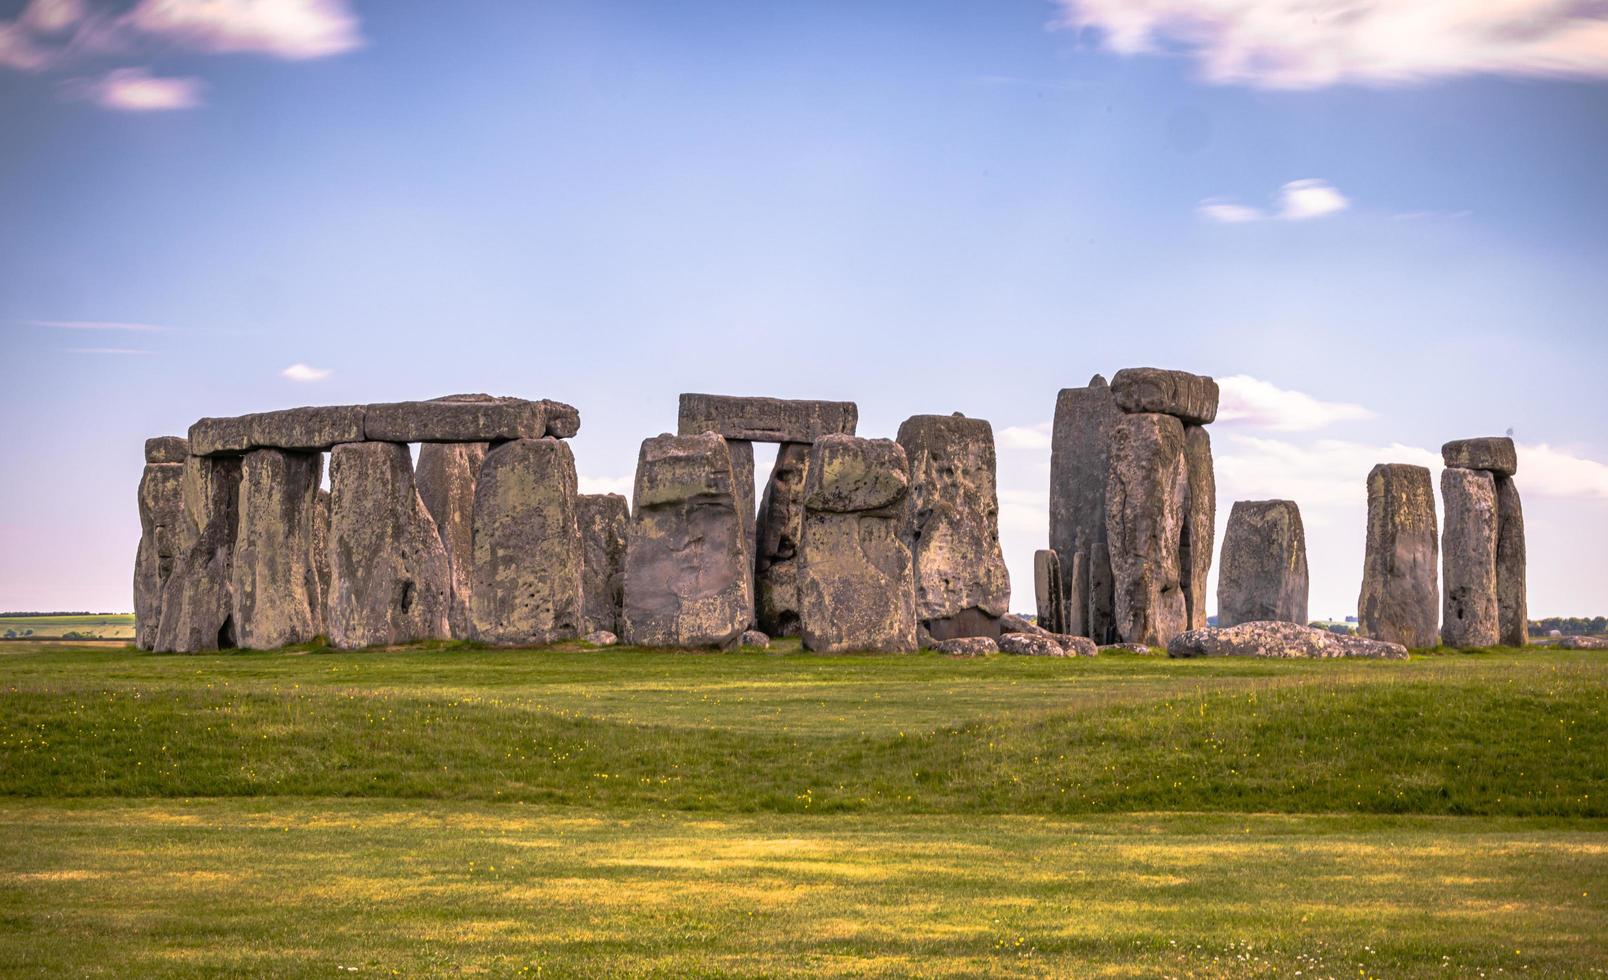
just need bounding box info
[933,636,998,655]
[1168,621,1408,660]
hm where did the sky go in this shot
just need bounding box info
[1,0,1606,619]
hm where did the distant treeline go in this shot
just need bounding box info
[1530,616,1608,636]
[0,611,124,617]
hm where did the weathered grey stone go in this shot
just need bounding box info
[248,406,366,452]
[1495,476,1528,647]
[999,632,1063,657]
[727,438,757,617]
[1049,375,1120,641]
[1105,413,1189,647]
[740,629,770,649]
[363,396,548,444]
[1357,464,1440,649]
[1034,549,1066,635]
[677,393,858,443]
[754,442,811,637]
[897,414,1010,640]
[934,636,998,655]
[230,449,323,649]
[1182,425,1214,631]
[416,441,488,639]
[1110,368,1219,425]
[1441,467,1500,649]
[621,433,752,648]
[469,438,583,646]
[154,455,242,652]
[133,461,185,650]
[311,488,331,636]
[583,630,618,646]
[577,493,629,635]
[144,436,188,464]
[1168,621,1407,660]
[189,415,252,456]
[1558,635,1608,649]
[327,441,451,649]
[798,435,917,653]
[1442,437,1517,477]
[1099,643,1153,655]
[1217,500,1309,628]
[541,400,581,439]
[1057,635,1098,657]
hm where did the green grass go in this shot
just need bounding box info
[0,614,135,640]
[2,642,1605,975]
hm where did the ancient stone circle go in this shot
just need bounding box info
[135,372,1528,657]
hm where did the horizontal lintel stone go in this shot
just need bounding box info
[677,393,858,443]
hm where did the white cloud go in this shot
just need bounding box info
[88,67,202,110]
[998,422,1054,450]
[998,487,1049,533]
[280,362,330,382]
[1517,444,1608,500]
[1217,375,1374,432]
[28,318,171,331]
[578,475,633,497]
[1199,179,1349,224]
[1215,434,1441,510]
[127,0,362,60]
[1055,0,1608,88]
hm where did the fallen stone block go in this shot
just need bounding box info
[934,636,998,656]
[1168,621,1408,660]
[999,632,1063,657]
[740,629,771,649]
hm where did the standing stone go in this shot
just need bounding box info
[1182,425,1215,631]
[621,433,752,648]
[1104,413,1189,647]
[1495,476,1528,647]
[1357,464,1440,649]
[754,442,812,637]
[577,493,630,635]
[1441,467,1500,648]
[798,435,917,653]
[154,455,243,652]
[134,449,187,651]
[416,441,488,639]
[1217,500,1309,627]
[896,414,1010,640]
[1049,375,1121,641]
[311,488,331,636]
[470,438,583,645]
[727,438,757,610]
[230,449,323,649]
[1034,549,1066,635]
[327,441,451,649]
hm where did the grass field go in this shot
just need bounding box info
[2,641,1605,975]
[0,613,135,640]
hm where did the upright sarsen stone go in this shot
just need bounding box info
[416,441,488,639]
[621,433,751,648]
[154,455,243,652]
[311,488,331,636]
[1105,413,1189,647]
[1441,467,1500,648]
[1034,549,1066,635]
[1495,476,1528,647]
[1182,424,1215,631]
[798,435,917,653]
[1217,500,1309,627]
[754,442,812,637]
[578,493,630,635]
[134,449,187,650]
[1358,464,1439,649]
[470,438,583,646]
[230,448,323,649]
[1049,375,1120,641]
[327,442,451,649]
[896,414,1010,640]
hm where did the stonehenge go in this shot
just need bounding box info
[134,379,1528,659]
[1217,500,1309,628]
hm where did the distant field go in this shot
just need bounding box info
[1,641,1604,975]
[0,614,134,640]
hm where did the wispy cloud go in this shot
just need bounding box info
[578,475,633,497]
[27,319,172,331]
[1217,375,1374,432]
[998,422,1054,450]
[1517,444,1608,500]
[281,362,331,382]
[1198,179,1350,223]
[65,346,151,354]
[126,0,362,60]
[1054,0,1608,89]
[74,66,202,110]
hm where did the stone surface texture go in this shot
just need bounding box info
[1048,375,1120,641]
[677,393,858,444]
[326,441,451,649]
[134,460,186,650]
[896,414,1010,639]
[541,400,581,438]
[363,395,549,444]
[248,406,366,452]
[621,433,752,648]
[798,435,917,653]
[1217,499,1309,628]
[1033,549,1065,635]
[577,493,630,635]
[188,416,252,456]
[469,438,583,646]
[999,632,1063,657]
[1168,621,1408,660]
[416,441,488,638]
[1495,476,1528,647]
[934,636,998,655]
[583,630,618,646]
[740,629,770,649]
[311,489,331,636]
[230,448,324,649]
[1110,368,1220,425]
[154,455,243,652]
[1182,424,1215,630]
[1357,463,1440,649]
[1441,467,1500,648]
[1442,437,1517,477]
[754,442,811,637]
[1104,412,1189,647]
[144,436,188,464]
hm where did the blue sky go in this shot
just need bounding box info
[2,0,1606,617]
